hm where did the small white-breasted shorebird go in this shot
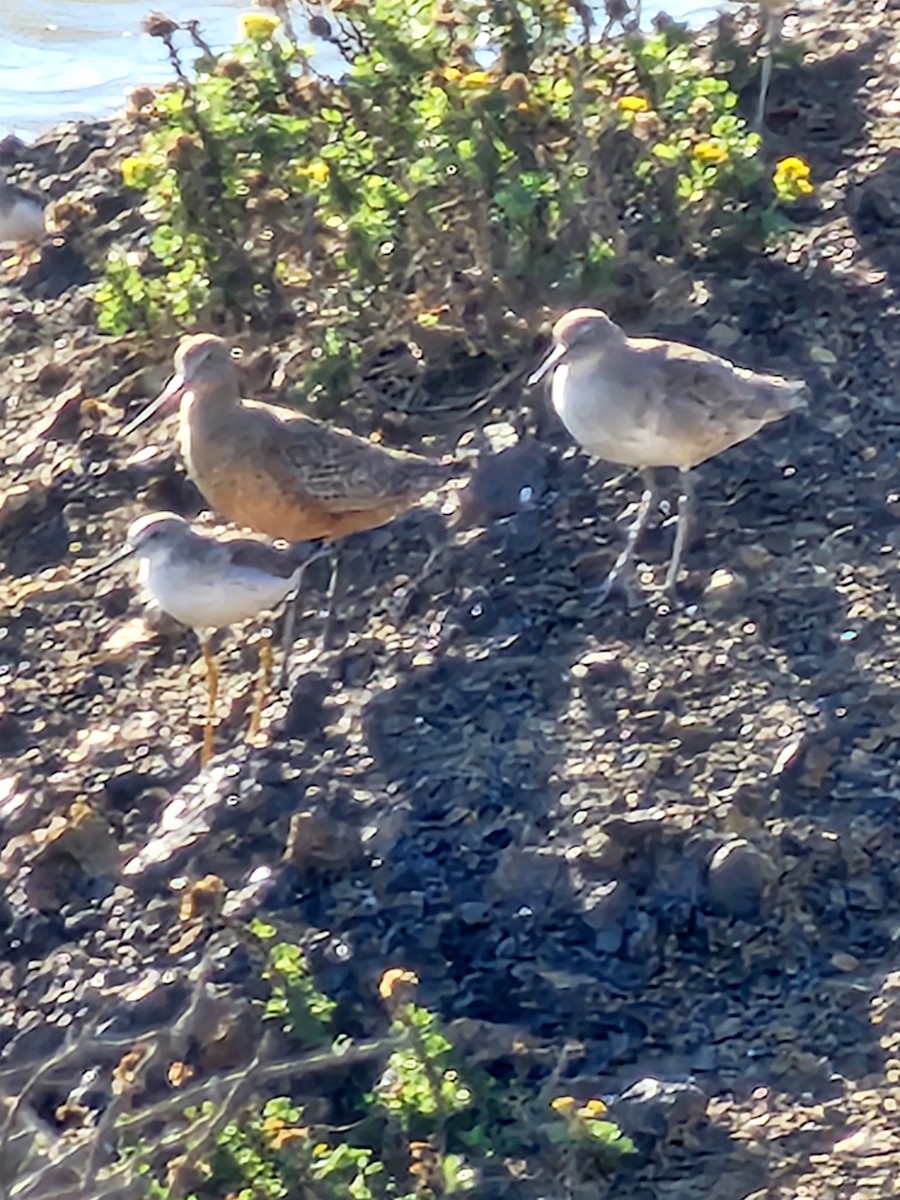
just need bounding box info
[0,183,45,276]
[73,512,325,766]
[529,307,807,602]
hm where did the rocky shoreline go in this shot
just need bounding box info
[5,0,900,1196]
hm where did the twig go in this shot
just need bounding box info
[183,19,215,59]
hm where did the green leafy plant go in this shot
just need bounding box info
[375,1000,476,1130]
[547,1095,636,1173]
[113,954,634,1200]
[95,2,788,402]
[252,918,337,1046]
[207,1096,393,1200]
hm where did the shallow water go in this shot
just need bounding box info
[0,1,252,137]
[0,1,724,140]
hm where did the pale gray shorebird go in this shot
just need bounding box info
[0,183,45,275]
[74,513,325,766]
[120,334,459,652]
[529,307,807,601]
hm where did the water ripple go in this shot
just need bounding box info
[0,0,717,140]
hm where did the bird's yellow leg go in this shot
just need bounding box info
[247,626,274,744]
[200,637,218,767]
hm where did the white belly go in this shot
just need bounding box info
[551,362,679,469]
[141,558,298,632]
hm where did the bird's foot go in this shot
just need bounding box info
[200,722,215,768]
[385,579,421,627]
[662,560,681,596]
[588,561,640,611]
[644,569,693,612]
[589,561,685,614]
[320,610,339,653]
[246,702,263,745]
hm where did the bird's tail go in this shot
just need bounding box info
[786,378,809,409]
[767,375,809,415]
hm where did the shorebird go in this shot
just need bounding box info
[0,183,45,276]
[120,334,459,650]
[529,307,807,602]
[73,512,325,766]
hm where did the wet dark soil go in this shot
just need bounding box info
[5,1,900,1196]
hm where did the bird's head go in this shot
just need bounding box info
[528,308,624,386]
[121,334,238,435]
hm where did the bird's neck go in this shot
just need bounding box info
[180,380,241,437]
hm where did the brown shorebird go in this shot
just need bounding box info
[0,183,45,276]
[120,334,459,651]
[74,512,325,766]
[529,307,807,602]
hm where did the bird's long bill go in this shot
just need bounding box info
[121,372,186,435]
[527,342,568,387]
[70,544,135,585]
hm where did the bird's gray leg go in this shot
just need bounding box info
[279,547,333,686]
[756,53,773,130]
[755,7,783,130]
[387,536,446,626]
[664,467,693,594]
[321,544,343,652]
[279,585,301,688]
[596,469,657,604]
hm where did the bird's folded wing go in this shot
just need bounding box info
[635,340,800,424]
[275,414,446,511]
[226,539,301,579]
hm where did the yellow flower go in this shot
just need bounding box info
[298,160,330,186]
[775,155,811,179]
[550,1096,578,1115]
[378,968,419,1000]
[576,1099,608,1119]
[237,11,280,40]
[617,94,650,113]
[121,155,152,188]
[458,69,492,89]
[436,64,493,89]
[693,140,730,165]
[773,155,813,197]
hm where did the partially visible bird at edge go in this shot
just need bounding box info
[0,182,46,278]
